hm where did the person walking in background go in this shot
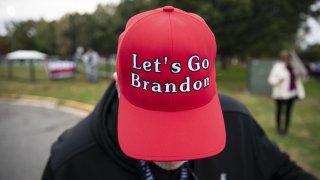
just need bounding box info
[82,48,99,82]
[268,50,306,135]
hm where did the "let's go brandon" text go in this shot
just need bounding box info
[130,53,211,93]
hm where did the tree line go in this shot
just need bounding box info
[0,0,319,61]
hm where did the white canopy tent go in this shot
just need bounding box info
[6,50,47,60]
[5,50,48,81]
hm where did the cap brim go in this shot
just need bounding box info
[118,92,226,161]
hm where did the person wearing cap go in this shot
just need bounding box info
[42,6,316,180]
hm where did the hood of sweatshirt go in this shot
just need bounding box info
[90,80,185,179]
[90,80,139,175]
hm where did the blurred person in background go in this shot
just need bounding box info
[268,50,306,135]
[82,48,99,82]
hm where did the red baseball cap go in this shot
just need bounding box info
[116,6,225,161]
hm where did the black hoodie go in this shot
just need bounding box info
[42,80,317,180]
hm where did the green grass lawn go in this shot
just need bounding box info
[217,65,320,177]
[0,62,319,177]
[0,62,111,104]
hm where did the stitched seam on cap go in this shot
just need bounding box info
[169,12,174,110]
[178,11,214,36]
[173,10,217,84]
[177,10,217,83]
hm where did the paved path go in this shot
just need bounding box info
[0,100,88,180]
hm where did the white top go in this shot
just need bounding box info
[268,61,305,100]
[82,51,99,66]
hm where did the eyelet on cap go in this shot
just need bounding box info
[163,6,174,12]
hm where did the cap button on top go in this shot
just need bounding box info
[163,6,174,12]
